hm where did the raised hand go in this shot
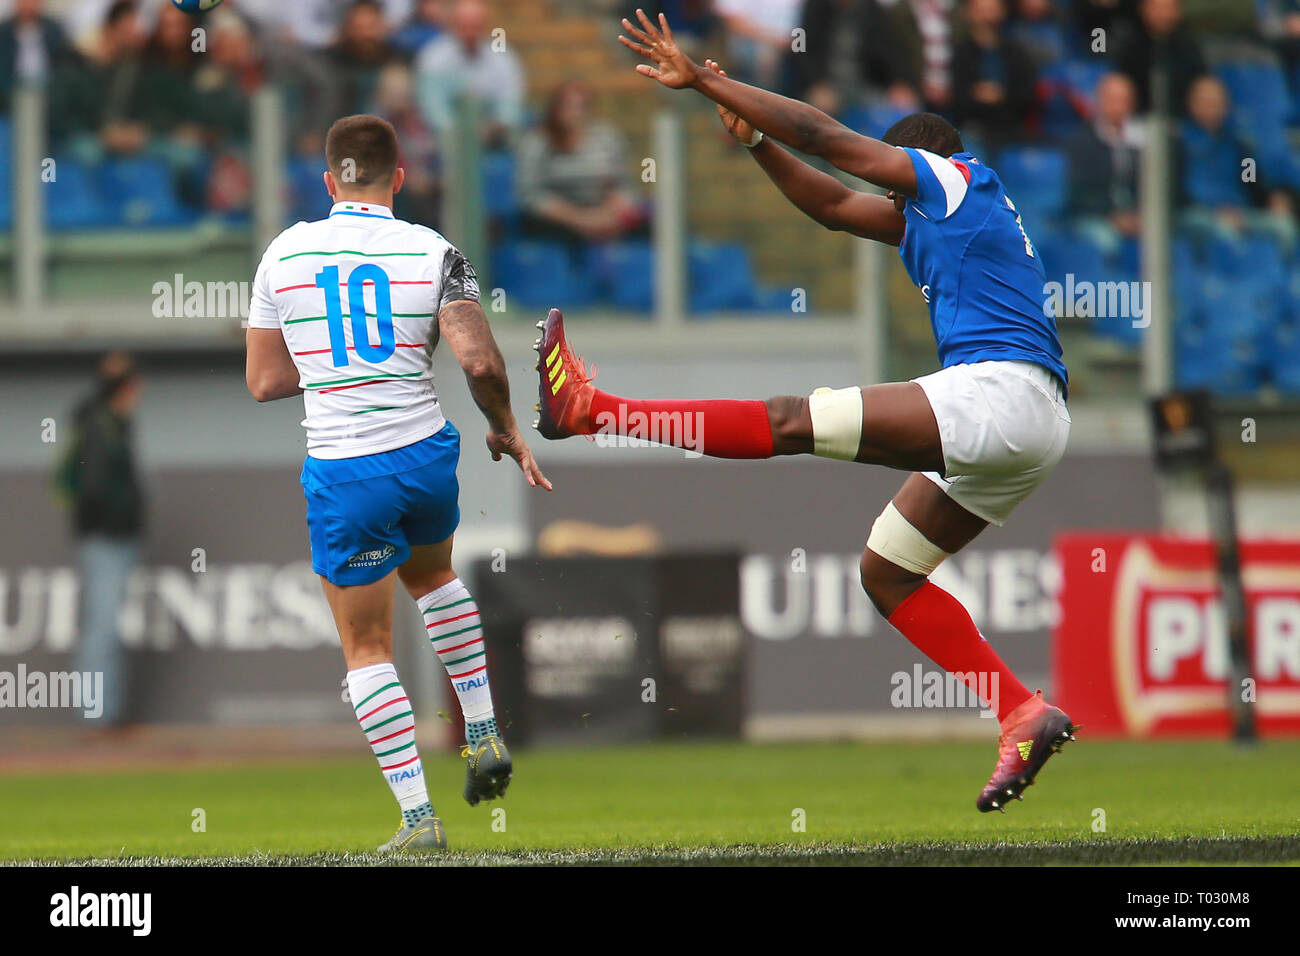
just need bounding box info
[618,9,697,90]
[704,60,757,145]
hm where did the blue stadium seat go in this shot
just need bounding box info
[841,102,912,138]
[482,151,519,222]
[98,157,194,227]
[1174,274,1271,394]
[493,240,592,310]
[1269,268,1300,391]
[585,241,655,312]
[688,241,758,313]
[996,146,1067,233]
[45,158,115,230]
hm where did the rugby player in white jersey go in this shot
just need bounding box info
[245,114,550,853]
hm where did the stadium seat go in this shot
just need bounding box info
[1174,274,1271,394]
[492,240,592,310]
[482,151,519,222]
[45,158,115,230]
[841,102,912,139]
[996,146,1067,234]
[688,241,758,313]
[98,157,194,227]
[585,241,655,312]
[1269,268,1300,391]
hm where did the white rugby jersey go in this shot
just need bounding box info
[248,201,480,459]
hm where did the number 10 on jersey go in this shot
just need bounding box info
[315,264,397,367]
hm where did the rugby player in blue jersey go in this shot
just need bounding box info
[534,10,1077,812]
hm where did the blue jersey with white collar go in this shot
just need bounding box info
[897,148,1068,394]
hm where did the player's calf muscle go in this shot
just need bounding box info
[764,396,813,454]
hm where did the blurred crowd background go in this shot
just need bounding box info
[2,0,1299,399]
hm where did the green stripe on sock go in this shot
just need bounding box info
[353,681,401,711]
[362,709,414,733]
[423,596,473,616]
[441,648,485,667]
[430,623,482,643]
[374,740,416,758]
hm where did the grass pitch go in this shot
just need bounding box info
[3,738,1298,865]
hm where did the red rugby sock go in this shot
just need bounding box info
[887,581,1033,722]
[586,390,774,459]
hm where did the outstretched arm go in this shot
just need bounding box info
[619,10,917,195]
[708,61,905,245]
[439,299,552,490]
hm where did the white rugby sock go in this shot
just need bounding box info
[417,578,497,746]
[346,662,431,822]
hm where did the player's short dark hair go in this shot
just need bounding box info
[881,112,964,158]
[325,114,399,188]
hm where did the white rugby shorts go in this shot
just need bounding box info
[911,360,1071,526]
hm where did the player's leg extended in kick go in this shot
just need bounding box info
[397,537,513,807]
[533,307,1077,811]
[324,571,447,852]
[861,475,1078,812]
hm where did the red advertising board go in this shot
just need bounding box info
[1053,535,1300,736]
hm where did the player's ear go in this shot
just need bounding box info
[323,170,336,200]
[392,167,406,196]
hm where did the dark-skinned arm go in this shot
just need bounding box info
[748,137,905,245]
[618,10,918,195]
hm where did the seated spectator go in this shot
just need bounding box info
[391,0,446,58]
[328,0,396,117]
[240,0,412,49]
[1113,0,1205,115]
[0,0,77,111]
[415,0,524,147]
[57,1,150,158]
[1178,74,1293,239]
[1067,72,1143,255]
[950,0,1038,150]
[1071,0,1139,50]
[899,0,956,110]
[794,0,922,119]
[1008,0,1067,69]
[713,0,803,91]
[195,11,264,214]
[516,81,648,253]
[374,62,442,228]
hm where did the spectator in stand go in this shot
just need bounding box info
[1113,0,1205,115]
[950,0,1038,150]
[239,0,412,49]
[0,0,77,111]
[713,0,803,91]
[138,3,212,205]
[195,10,265,215]
[1259,0,1300,106]
[391,0,446,58]
[886,0,956,110]
[1008,0,1067,69]
[794,0,922,120]
[415,0,524,147]
[58,1,151,159]
[1178,74,1294,240]
[1071,0,1139,50]
[374,61,442,228]
[1066,72,1143,255]
[328,0,396,117]
[517,80,647,256]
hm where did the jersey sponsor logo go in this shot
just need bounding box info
[347,544,398,569]
[920,284,932,303]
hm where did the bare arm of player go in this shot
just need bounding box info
[245,327,304,402]
[708,62,905,245]
[438,299,553,490]
[619,10,919,196]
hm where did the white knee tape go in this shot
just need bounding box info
[808,386,863,461]
[866,502,952,576]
